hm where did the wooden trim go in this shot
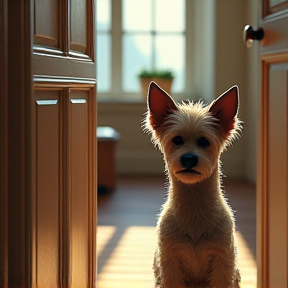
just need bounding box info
[6,0,33,287]
[33,53,96,79]
[62,88,70,287]
[287,70,288,288]
[68,50,92,60]
[258,51,288,288]
[259,15,288,55]
[33,49,93,61]
[33,46,64,56]
[0,0,8,287]
[34,75,96,87]
[261,51,288,63]
[30,62,37,288]
[257,57,269,288]
[88,86,97,287]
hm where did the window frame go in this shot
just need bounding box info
[97,0,195,102]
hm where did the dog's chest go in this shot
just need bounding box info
[161,236,220,278]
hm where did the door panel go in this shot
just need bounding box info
[258,1,288,286]
[34,0,60,49]
[267,64,288,287]
[264,0,288,15]
[70,0,87,54]
[69,91,89,288]
[34,90,62,288]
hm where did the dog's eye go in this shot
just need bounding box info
[197,137,210,148]
[172,136,184,146]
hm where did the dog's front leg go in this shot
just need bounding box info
[159,258,193,288]
[209,256,240,288]
[153,249,161,287]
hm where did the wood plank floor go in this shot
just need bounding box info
[97,176,256,288]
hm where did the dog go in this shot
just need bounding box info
[144,82,241,288]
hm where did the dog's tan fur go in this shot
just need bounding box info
[144,82,241,288]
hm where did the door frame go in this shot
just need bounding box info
[0,0,33,286]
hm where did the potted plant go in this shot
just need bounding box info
[138,69,174,98]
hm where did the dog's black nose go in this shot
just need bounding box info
[180,153,198,169]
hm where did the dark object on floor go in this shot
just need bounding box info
[98,185,109,195]
[97,126,120,193]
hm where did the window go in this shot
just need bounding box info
[97,0,193,101]
[97,0,111,92]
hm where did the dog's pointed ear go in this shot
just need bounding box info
[209,85,239,137]
[148,81,178,129]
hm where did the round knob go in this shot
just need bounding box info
[243,25,264,48]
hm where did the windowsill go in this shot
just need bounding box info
[97,92,192,104]
[97,97,146,105]
[97,92,148,104]
[97,98,148,114]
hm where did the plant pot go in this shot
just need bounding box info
[139,77,153,99]
[153,78,173,96]
[139,77,173,99]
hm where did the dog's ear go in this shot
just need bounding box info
[209,86,239,138]
[148,81,178,129]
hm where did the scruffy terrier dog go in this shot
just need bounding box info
[144,82,241,288]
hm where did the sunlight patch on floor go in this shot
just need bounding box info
[97,226,156,288]
[236,231,257,288]
[97,226,117,255]
[97,226,257,288]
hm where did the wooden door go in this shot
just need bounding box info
[257,1,288,287]
[32,1,97,287]
[0,0,97,287]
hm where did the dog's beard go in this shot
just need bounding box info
[163,146,220,185]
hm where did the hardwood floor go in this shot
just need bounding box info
[97,176,256,288]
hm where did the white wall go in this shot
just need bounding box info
[244,0,259,183]
[98,0,259,182]
[97,102,165,175]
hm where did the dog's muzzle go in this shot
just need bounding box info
[180,153,198,169]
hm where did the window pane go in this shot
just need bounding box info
[97,34,111,92]
[155,0,185,32]
[97,0,111,31]
[123,0,152,31]
[123,34,152,92]
[155,35,185,92]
